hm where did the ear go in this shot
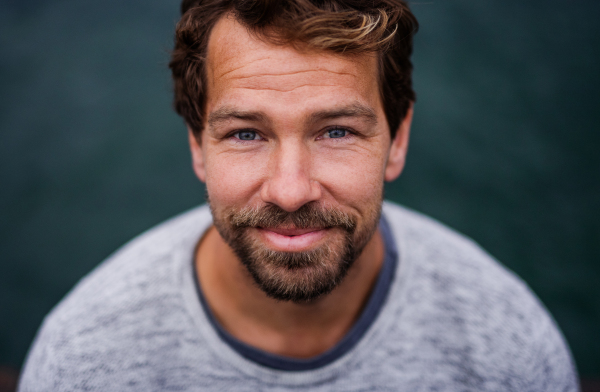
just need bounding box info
[188,127,206,182]
[385,104,413,182]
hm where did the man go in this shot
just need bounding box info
[20,0,578,390]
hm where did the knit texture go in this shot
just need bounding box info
[19,202,579,391]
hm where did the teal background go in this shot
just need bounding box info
[1,0,598,377]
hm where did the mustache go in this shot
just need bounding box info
[226,203,356,232]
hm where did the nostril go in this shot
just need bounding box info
[260,177,321,212]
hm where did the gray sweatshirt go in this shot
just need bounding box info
[19,202,579,391]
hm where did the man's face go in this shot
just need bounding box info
[190,15,410,302]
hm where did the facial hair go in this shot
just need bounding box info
[210,202,381,303]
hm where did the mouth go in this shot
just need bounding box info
[255,226,331,252]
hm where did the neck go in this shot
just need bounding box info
[195,225,385,358]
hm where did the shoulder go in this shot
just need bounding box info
[43,204,212,322]
[19,205,213,391]
[383,200,535,305]
[381,201,579,391]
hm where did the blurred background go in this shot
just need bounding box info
[0,0,598,390]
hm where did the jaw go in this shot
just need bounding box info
[209,200,382,303]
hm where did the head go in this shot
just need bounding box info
[170,0,417,302]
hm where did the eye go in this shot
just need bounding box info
[324,128,349,139]
[233,130,263,141]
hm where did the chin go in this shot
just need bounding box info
[235,228,356,302]
[210,200,382,302]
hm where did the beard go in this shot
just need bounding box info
[210,201,381,303]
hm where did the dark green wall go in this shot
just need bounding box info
[1,0,598,376]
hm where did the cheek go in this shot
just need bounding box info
[203,150,268,208]
[314,146,386,210]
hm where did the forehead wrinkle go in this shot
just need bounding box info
[212,50,358,81]
[214,56,275,80]
[229,68,363,94]
[229,69,356,81]
[236,83,338,93]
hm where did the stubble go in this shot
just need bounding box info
[210,201,381,303]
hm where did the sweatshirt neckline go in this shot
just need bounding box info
[192,215,399,371]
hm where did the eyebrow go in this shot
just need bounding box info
[208,107,268,127]
[207,102,378,128]
[307,103,378,126]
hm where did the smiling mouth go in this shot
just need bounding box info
[263,227,325,236]
[256,226,331,252]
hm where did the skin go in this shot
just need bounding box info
[190,14,413,358]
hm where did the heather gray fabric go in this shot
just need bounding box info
[19,202,579,391]
[196,216,398,371]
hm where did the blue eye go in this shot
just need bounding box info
[327,128,348,138]
[235,130,260,140]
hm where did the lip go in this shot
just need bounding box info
[256,227,329,252]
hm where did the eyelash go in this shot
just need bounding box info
[321,126,353,140]
[231,130,263,142]
[227,126,354,143]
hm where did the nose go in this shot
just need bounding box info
[260,140,321,212]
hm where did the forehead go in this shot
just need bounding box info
[205,14,382,117]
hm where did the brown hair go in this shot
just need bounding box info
[169,0,418,139]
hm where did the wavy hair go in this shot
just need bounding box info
[170,0,418,139]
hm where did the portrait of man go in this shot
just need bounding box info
[17,0,579,390]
